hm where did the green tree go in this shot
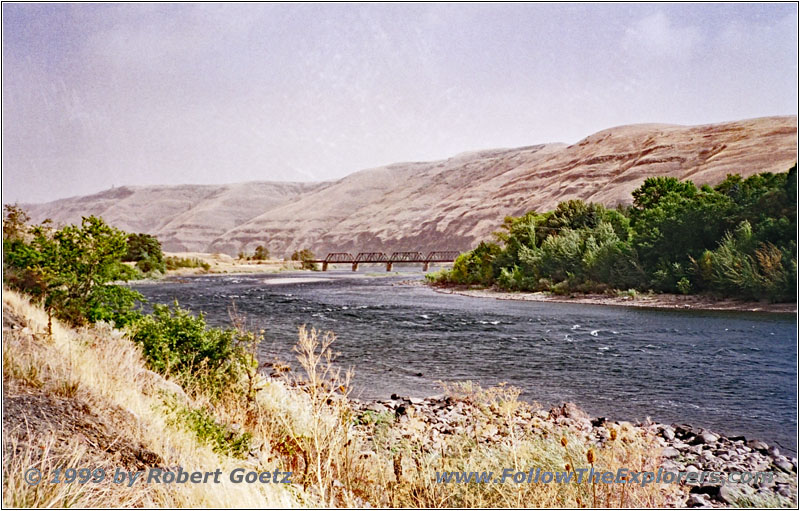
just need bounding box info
[124,233,165,273]
[449,241,502,285]
[3,215,143,327]
[253,245,269,260]
[291,249,318,270]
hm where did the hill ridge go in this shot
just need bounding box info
[23,116,797,257]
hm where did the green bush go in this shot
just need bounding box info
[124,233,165,273]
[3,212,144,327]
[447,242,502,286]
[253,245,269,260]
[166,400,252,458]
[291,249,318,270]
[128,302,256,396]
[164,256,210,271]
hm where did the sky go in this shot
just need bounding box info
[2,3,798,203]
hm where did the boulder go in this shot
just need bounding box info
[662,447,681,459]
[773,458,794,473]
[549,402,589,420]
[700,431,719,445]
[746,439,769,452]
[687,494,712,507]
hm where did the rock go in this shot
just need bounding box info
[550,402,589,420]
[395,405,408,416]
[365,403,388,413]
[662,447,681,459]
[390,393,400,400]
[409,397,425,405]
[719,483,754,505]
[591,417,607,427]
[687,494,711,507]
[773,458,794,473]
[767,446,781,458]
[746,439,769,452]
[673,424,695,438]
[662,426,676,441]
[700,431,719,444]
[687,444,704,455]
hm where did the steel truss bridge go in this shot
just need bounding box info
[311,251,461,271]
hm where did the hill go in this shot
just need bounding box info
[23,116,797,257]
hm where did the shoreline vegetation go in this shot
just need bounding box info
[3,289,797,508]
[427,168,797,306]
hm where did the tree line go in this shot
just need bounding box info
[428,166,797,302]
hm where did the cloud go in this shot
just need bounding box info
[622,11,702,61]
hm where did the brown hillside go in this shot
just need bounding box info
[24,116,797,256]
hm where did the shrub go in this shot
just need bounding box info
[446,242,502,286]
[128,302,256,396]
[166,399,252,458]
[123,233,165,273]
[164,256,210,271]
[253,245,269,260]
[291,249,318,270]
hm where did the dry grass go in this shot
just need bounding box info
[2,289,300,507]
[3,288,676,507]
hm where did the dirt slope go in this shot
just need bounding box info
[23,116,797,256]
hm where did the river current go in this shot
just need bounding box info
[130,270,797,453]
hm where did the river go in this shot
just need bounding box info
[130,270,797,453]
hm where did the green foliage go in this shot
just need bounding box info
[165,398,252,458]
[447,242,502,286]
[699,221,795,302]
[2,204,31,242]
[124,233,165,274]
[431,167,797,302]
[128,302,257,396]
[291,248,318,270]
[238,245,270,261]
[3,212,144,327]
[164,256,210,271]
[253,245,269,260]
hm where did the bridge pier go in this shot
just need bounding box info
[322,262,328,271]
[352,262,359,272]
[386,262,393,272]
[422,262,429,271]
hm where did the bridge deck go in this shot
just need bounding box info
[311,250,461,264]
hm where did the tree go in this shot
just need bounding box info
[3,215,143,327]
[2,204,31,242]
[291,249,318,270]
[124,233,165,273]
[253,245,269,260]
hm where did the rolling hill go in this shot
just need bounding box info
[23,116,797,257]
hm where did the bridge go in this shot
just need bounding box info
[312,251,461,271]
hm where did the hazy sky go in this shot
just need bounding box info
[3,3,797,203]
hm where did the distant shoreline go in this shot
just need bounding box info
[422,283,797,314]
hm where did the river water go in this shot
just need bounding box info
[130,270,797,453]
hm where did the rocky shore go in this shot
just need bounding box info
[414,282,797,314]
[349,394,798,508]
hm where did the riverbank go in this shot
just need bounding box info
[163,252,303,276]
[420,283,797,314]
[348,393,797,507]
[4,288,796,507]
